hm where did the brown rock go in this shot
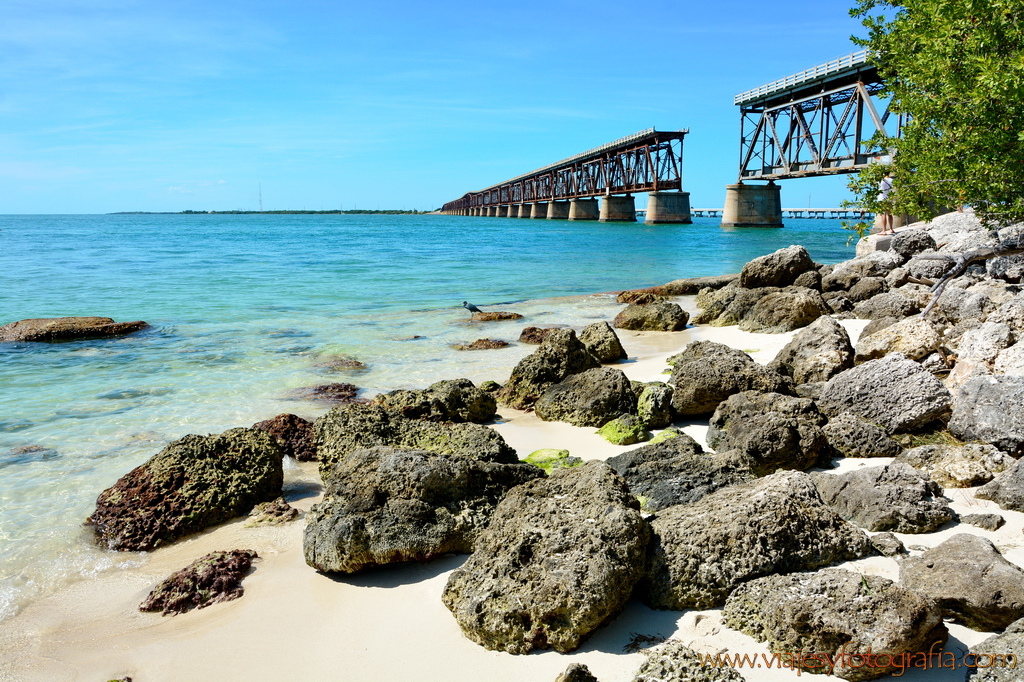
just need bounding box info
[472,311,524,321]
[0,316,149,342]
[519,326,559,344]
[139,550,257,615]
[252,413,317,461]
[453,338,510,350]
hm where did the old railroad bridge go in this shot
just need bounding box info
[441,49,901,227]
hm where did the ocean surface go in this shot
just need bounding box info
[0,212,855,620]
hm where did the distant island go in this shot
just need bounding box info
[110,209,434,215]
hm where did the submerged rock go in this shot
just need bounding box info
[371,378,497,423]
[723,569,947,682]
[252,413,317,461]
[290,382,364,404]
[452,338,510,350]
[496,329,600,410]
[89,428,283,551]
[668,341,792,416]
[0,316,149,342]
[579,321,628,362]
[534,367,637,428]
[442,461,649,654]
[613,302,689,332]
[304,447,542,573]
[472,311,524,321]
[139,550,258,615]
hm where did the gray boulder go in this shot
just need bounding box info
[816,353,953,434]
[768,315,855,384]
[303,447,543,573]
[534,367,637,428]
[669,341,793,416]
[313,403,517,480]
[854,317,941,363]
[579,321,627,362]
[891,228,937,259]
[642,471,872,610]
[630,641,744,682]
[555,663,599,682]
[987,292,1024,335]
[961,513,1006,531]
[606,434,751,512]
[994,342,1024,376]
[706,391,827,476]
[846,276,888,302]
[739,245,815,288]
[693,285,778,327]
[793,268,822,290]
[822,412,901,458]
[853,292,921,320]
[896,443,1016,488]
[442,462,649,654]
[956,322,1016,365]
[870,532,906,556]
[496,329,600,410]
[723,569,947,682]
[737,287,830,334]
[371,378,496,423]
[613,302,689,332]
[976,458,1024,512]
[650,273,739,296]
[0,316,149,342]
[811,462,955,533]
[948,375,1024,457]
[899,534,1024,631]
[907,252,957,280]
[637,382,674,429]
[965,617,1024,682]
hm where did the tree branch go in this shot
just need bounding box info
[914,239,1024,316]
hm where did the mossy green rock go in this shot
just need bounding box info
[89,428,284,551]
[597,414,650,445]
[524,448,581,473]
[649,427,681,445]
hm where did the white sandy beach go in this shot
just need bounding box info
[0,308,1019,682]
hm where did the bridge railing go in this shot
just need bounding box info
[734,50,870,106]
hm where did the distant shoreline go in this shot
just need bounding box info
[108,209,433,215]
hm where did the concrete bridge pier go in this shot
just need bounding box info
[485,206,495,217]
[568,198,599,221]
[547,201,570,220]
[600,195,637,222]
[721,182,783,227]
[497,205,508,217]
[517,204,531,218]
[645,191,692,224]
[531,202,548,219]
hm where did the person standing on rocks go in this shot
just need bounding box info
[878,171,895,235]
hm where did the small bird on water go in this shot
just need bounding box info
[462,301,483,314]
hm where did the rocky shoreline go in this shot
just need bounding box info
[2,211,1023,681]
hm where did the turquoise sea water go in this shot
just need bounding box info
[0,213,855,619]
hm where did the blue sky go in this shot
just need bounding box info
[0,0,869,213]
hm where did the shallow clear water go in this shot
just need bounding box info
[0,212,855,619]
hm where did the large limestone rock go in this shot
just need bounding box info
[816,353,953,434]
[637,382,674,429]
[606,433,751,512]
[630,641,745,682]
[768,315,855,385]
[534,367,637,428]
[956,322,1016,365]
[88,428,283,551]
[854,317,941,363]
[579,321,627,362]
[313,403,516,480]
[891,228,937,259]
[693,285,778,327]
[739,245,815,289]
[976,458,1024,512]
[822,412,901,458]
[706,391,827,476]
[252,413,317,461]
[613,302,689,332]
[965,617,1024,682]
[737,287,830,334]
[994,342,1024,376]
[949,375,1024,457]
[442,462,649,654]
[669,341,792,416]
[304,447,543,573]
[0,316,149,342]
[811,463,955,533]
[899,534,1024,631]
[723,569,947,682]
[853,292,920,320]
[642,471,872,610]
[496,329,600,410]
[555,663,599,682]
[651,273,739,296]
[988,292,1024,335]
[896,443,1016,488]
[371,378,496,423]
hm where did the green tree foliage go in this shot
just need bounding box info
[848,0,1024,225]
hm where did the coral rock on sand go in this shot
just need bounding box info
[442,461,649,654]
[975,458,1024,512]
[0,316,149,342]
[289,382,364,404]
[636,382,674,429]
[534,367,637,428]
[870,532,906,556]
[723,569,947,682]
[693,285,778,327]
[596,413,650,445]
[811,462,955,534]
[739,245,815,289]
[706,391,827,476]
[304,447,542,573]
[737,287,830,334]
[555,663,600,682]
[768,315,855,385]
[816,353,952,434]
[252,413,317,461]
[630,641,744,682]
[642,471,872,610]
[139,549,258,616]
[613,302,689,332]
[899,534,1024,631]
[895,443,1015,488]
[246,497,298,526]
[579,321,627,362]
[948,375,1024,457]
[669,341,793,416]
[854,317,941,363]
[606,433,751,512]
[313,403,516,480]
[650,273,738,296]
[616,290,665,305]
[89,428,283,551]
[371,378,497,423]
[496,329,600,410]
[822,412,902,459]
[960,513,1006,531]
[519,326,558,344]
[965,617,1024,682]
